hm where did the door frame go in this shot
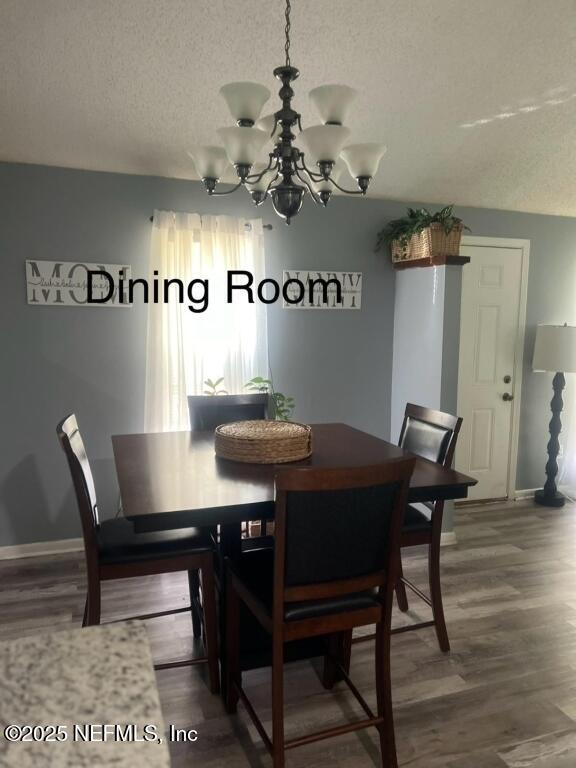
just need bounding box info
[459,235,530,500]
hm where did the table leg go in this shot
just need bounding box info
[217,522,243,703]
[322,630,352,686]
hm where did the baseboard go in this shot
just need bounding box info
[0,538,83,561]
[1,530,459,559]
[514,488,539,500]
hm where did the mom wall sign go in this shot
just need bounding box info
[26,260,131,307]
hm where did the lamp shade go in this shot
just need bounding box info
[299,125,351,163]
[256,113,281,141]
[341,143,387,178]
[533,325,576,372]
[219,82,271,123]
[309,84,357,125]
[187,146,229,179]
[217,127,268,166]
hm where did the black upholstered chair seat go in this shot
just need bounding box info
[230,548,381,622]
[402,504,433,533]
[97,517,214,564]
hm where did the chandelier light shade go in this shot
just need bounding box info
[299,125,351,164]
[217,127,269,169]
[256,113,281,141]
[309,84,358,125]
[341,143,388,180]
[187,146,229,180]
[190,0,386,223]
[219,82,271,123]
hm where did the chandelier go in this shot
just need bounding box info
[188,0,386,224]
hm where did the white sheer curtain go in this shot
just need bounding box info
[144,211,268,432]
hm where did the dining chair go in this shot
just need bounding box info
[394,402,463,652]
[57,414,219,692]
[188,392,271,539]
[188,393,269,431]
[225,458,415,768]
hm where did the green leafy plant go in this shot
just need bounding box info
[245,376,295,422]
[203,377,228,396]
[375,205,469,252]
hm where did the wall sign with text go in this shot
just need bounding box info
[26,260,131,307]
[282,269,362,309]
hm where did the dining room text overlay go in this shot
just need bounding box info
[86,269,346,312]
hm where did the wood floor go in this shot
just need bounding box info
[2,499,576,767]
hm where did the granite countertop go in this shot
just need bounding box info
[0,621,170,767]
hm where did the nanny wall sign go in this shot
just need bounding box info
[26,260,131,307]
[282,270,362,309]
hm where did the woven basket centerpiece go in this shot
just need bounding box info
[214,420,312,464]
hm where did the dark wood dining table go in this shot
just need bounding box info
[112,422,476,686]
[112,422,476,535]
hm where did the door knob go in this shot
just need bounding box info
[503,375,512,384]
[502,392,514,402]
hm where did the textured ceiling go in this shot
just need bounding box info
[1,0,576,216]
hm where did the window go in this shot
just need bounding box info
[144,211,268,432]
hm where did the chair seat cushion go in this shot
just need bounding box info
[97,517,214,564]
[230,548,380,622]
[402,504,433,533]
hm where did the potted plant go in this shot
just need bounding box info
[203,377,228,395]
[375,205,469,264]
[245,376,295,421]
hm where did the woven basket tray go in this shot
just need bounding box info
[214,420,312,464]
[391,223,464,264]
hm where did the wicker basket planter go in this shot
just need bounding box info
[391,223,464,265]
[214,420,312,464]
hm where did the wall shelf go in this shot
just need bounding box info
[393,254,470,270]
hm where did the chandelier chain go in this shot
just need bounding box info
[284,0,291,67]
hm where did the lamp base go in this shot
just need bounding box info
[534,488,566,507]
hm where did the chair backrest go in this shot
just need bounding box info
[56,414,99,556]
[398,403,462,468]
[273,459,415,612]
[188,393,269,431]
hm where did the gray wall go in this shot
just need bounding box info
[0,162,398,547]
[1,161,575,546]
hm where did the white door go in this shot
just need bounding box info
[456,240,528,501]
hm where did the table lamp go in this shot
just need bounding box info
[532,323,576,507]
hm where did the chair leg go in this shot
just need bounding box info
[429,537,450,653]
[271,635,285,768]
[225,577,241,714]
[85,580,101,626]
[395,554,409,613]
[188,570,202,639]
[375,621,398,768]
[82,596,89,628]
[200,559,220,694]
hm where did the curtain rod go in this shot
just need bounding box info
[149,215,272,230]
